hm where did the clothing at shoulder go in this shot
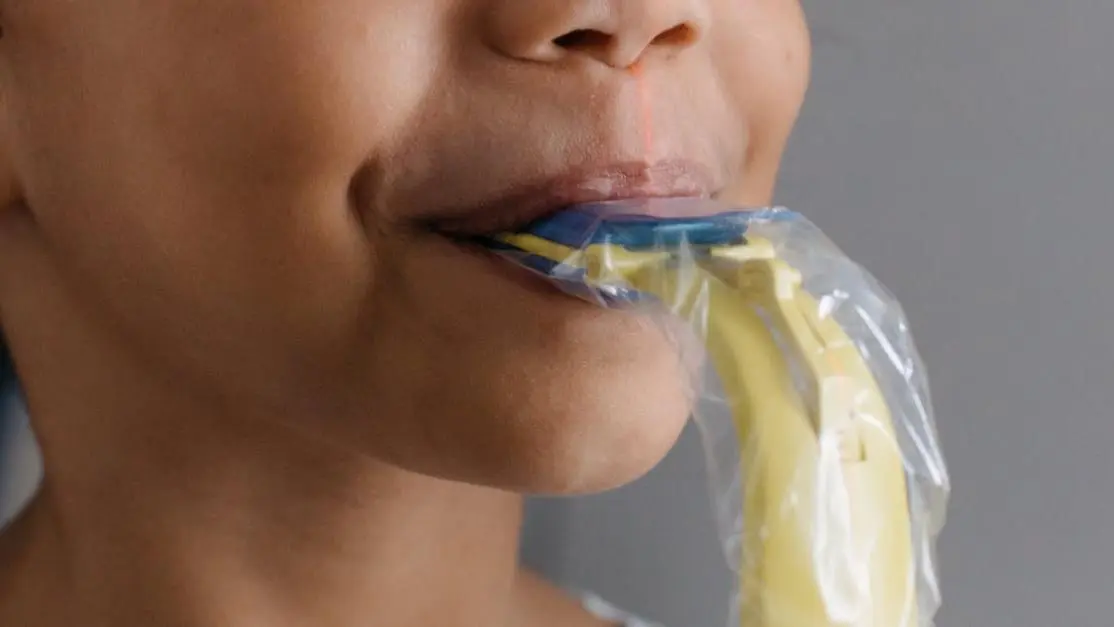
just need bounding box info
[582,593,665,627]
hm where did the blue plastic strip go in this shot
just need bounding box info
[594,213,750,250]
[476,207,803,305]
[511,206,803,253]
[516,207,603,250]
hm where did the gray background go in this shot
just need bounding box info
[4,1,1114,626]
[524,2,1114,627]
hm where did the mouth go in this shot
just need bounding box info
[424,159,722,238]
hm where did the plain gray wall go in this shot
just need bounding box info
[523,2,1114,626]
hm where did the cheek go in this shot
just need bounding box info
[5,1,453,401]
[11,0,448,238]
[155,1,444,185]
[714,0,810,200]
[738,1,810,133]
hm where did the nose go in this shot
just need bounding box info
[484,0,709,69]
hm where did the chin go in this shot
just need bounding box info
[340,250,697,495]
[474,323,695,496]
[511,394,691,496]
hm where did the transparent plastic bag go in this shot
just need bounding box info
[481,198,949,627]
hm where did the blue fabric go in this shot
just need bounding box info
[0,341,16,508]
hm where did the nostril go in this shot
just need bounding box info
[652,23,698,47]
[553,29,613,51]
[554,24,695,52]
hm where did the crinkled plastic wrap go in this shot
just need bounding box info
[481,199,949,627]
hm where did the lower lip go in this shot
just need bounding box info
[442,236,577,299]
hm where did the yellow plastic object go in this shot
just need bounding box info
[498,229,918,627]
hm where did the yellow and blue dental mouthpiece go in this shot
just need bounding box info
[478,198,950,627]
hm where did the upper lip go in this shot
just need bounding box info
[427,159,721,236]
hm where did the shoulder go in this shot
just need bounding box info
[580,592,664,627]
[513,570,662,627]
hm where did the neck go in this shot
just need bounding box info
[0,401,525,627]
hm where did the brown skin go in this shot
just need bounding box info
[0,1,809,626]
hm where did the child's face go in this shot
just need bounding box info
[0,0,808,492]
